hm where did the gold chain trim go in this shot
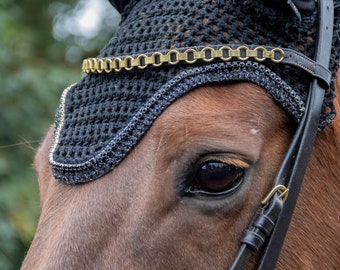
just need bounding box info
[82,46,285,74]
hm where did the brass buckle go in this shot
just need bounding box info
[261,185,289,205]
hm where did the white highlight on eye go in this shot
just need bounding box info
[251,128,259,135]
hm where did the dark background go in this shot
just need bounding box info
[0,0,120,268]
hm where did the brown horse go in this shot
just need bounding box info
[22,0,340,269]
[22,79,340,269]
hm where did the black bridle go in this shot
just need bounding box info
[230,1,334,269]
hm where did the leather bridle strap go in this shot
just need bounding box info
[258,1,334,268]
[257,81,325,269]
[230,1,334,269]
[230,75,326,270]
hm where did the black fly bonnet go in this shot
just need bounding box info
[49,0,340,268]
[50,0,340,184]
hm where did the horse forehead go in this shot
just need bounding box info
[141,82,292,167]
[154,83,286,134]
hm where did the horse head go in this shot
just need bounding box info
[22,1,340,269]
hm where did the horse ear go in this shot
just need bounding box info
[108,0,131,13]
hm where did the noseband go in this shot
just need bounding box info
[231,1,334,268]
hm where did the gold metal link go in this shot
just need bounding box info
[82,45,286,73]
[236,46,250,61]
[167,50,180,65]
[104,59,113,72]
[211,49,223,59]
[82,60,87,71]
[176,52,187,61]
[271,48,285,63]
[136,54,148,69]
[219,46,233,61]
[113,58,121,72]
[151,52,163,67]
[89,58,96,73]
[148,53,157,66]
[93,59,99,71]
[194,50,205,60]
[202,47,215,62]
[183,48,198,64]
[96,59,104,73]
[254,46,267,62]
[123,56,134,71]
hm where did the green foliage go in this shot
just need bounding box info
[0,0,119,268]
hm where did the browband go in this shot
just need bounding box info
[82,45,332,89]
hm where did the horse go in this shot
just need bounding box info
[22,0,340,269]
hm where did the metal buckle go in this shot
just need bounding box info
[261,185,289,205]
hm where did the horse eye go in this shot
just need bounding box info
[186,161,244,196]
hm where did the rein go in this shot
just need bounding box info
[230,1,334,269]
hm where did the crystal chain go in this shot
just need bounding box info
[82,45,285,74]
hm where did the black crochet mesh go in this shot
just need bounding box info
[50,0,340,183]
[54,67,177,164]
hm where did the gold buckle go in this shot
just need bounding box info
[261,185,289,205]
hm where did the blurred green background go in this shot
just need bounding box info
[0,0,120,268]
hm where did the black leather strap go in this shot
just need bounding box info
[230,195,284,269]
[257,1,334,268]
[230,1,334,269]
[281,48,331,89]
[257,80,325,270]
